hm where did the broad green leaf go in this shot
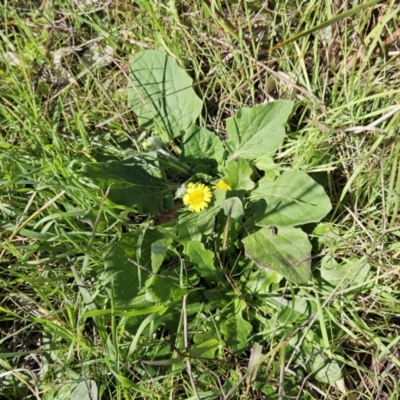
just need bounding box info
[222,196,244,220]
[275,296,315,324]
[292,332,342,383]
[180,125,225,171]
[312,353,342,383]
[103,234,148,306]
[319,255,371,290]
[71,380,98,400]
[226,101,293,160]
[243,226,311,284]
[128,50,203,139]
[220,299,252,353]
[224,157,255,192]
[145,276,178,303]
[81,157,172,215]
[252,169,331,227]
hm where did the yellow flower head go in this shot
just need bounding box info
[214,180,231,191]
[183,182,212,212]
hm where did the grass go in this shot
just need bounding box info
[1,0,400,399]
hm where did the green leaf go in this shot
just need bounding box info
[252,170,331,228]
[292,332,342,383]
[196,189,226,234]
[319,255,371,290]
[145,276,177,303]
[103,234,148,306]
[220,299,252,353]
[181,125,225,171]
[253,155,281,180]
[101,229,163,306]
[186,241,219,281]
[244,268,281,296]
[224,157,255,192]
[222,196,244,220]
[189,339,220,358]
[138,228,166,268]
[113,372,160,397]
[242,227,311,284]
[193,326,221,358]
[226,101,293,160]
[128,50,203,139]
[312,353,342,383]
[178,210,202,245]
[151,237,172,273]
[81,157,172,215]
[71,380,98,400]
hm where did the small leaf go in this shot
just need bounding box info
[224,157,255,192]
[294,333,342,383]
[222,197,244,220]
[243,227,311,284]
[193,326,221,359]
[128,50,203,139]
[181,125,225,171]
[244,268,281,296]
[196,189,226,234]
[186,241,219,281]
[226,101,293,160]
[151,237,172,273]
[252,170,331,228]
[189,339,220,358]
[220,299,252,353]
[82,156,172,215]
[71,380,98,400]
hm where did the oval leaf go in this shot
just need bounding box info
[226,100,293,160]
[180,125,225,171]
[242,226,311,284]
[128,50,203,139]
[252,169,331,227]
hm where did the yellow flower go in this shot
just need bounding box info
[214,180,231,191]
[183,182,212,212]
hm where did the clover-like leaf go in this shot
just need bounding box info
[243,226,311,284]
[128,50,203,139]
[226,100,293,160]
[252,169,331,227]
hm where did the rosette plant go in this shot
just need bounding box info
[82,50,331,286]
[80,51,340,381]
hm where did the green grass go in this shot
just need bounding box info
[1,0,400,399]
